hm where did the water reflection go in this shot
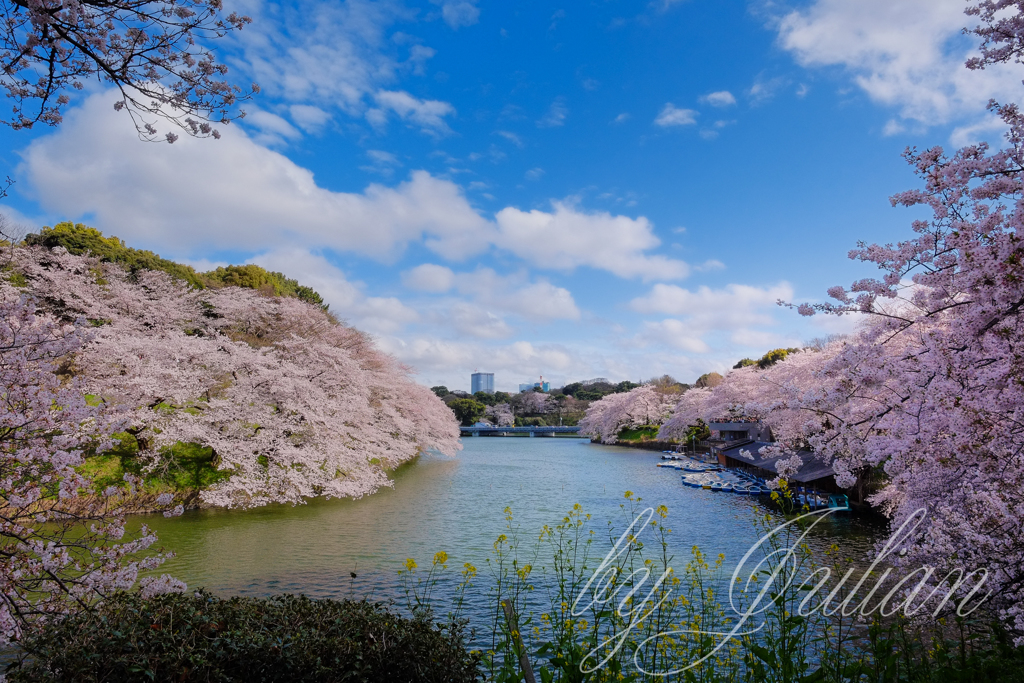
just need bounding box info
[140,438,883,604]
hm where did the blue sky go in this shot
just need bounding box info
[0,0,1018,392]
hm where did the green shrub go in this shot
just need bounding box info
[615,425,660,441]
[26,223,206,289]
[24,223,327,310]
[8,590,481,683]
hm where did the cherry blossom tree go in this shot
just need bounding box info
[0,296,181,645]
[579,384,676,444]
[769,0,1024,639]
[0,0,257,140]
[485,403,514,427]
[4,244,461,509]
[511,391,553,416]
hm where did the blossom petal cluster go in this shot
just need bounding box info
[3,245,461,509]
[578,384,676,444]
[0,296,173,644]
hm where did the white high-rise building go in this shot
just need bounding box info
[471,372,494,394]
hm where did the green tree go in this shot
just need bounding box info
[447,399,486,426]
[473,391,496,406]
[757,347,800,369]
[431,386,450,398]
[561,382,582,397]
[733,358,757,369]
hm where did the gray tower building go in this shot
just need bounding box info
[471,372,495,394]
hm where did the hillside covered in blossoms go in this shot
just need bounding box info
[1,224,461,509]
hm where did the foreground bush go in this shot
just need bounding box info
[8,591,481,683]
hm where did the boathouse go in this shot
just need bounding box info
[713,440,841,493]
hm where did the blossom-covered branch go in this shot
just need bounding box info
[0,0,257,141]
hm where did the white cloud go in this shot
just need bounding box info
[452,268,581,321]
[748,74,787,105]
[538,99,568,128]
[244,109,303,147]
[432,302,512,339]
[179,257,231,272]
[654,104,698,127]
[694,259,725,272]
[949,113,1008,147]
[641,319,710,353]
[21,92,490,262]
[289,105,332,133]
[361,149,403,175]
[494,202,689,281]
[250,248,419,334]
[701,91,737,107]
[525,167,545,180]
[376,335,578,389]
[236,0,407,112]
[631,282,793,321]
[373,90,456,134]
[495,130,524,147]
[631,282,796,352]
[882,119,906,136]
[402,263,456,292]
[775,0,1020,126]
[232,0,455,137]
[22,92,691,284]
[367,149,400,165]
[435,0,480,29]
[613,113,630,124]
[403,265,581,323]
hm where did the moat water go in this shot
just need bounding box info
[137,437,883,640]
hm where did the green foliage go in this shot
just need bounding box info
[494,391,512,404]
[687,418,711,442]
[202,264,326,309]
[420,500,1024,683]
[757,347,800,369]
[561,380,639,402]
[9,590,481,683]
[733,358,757,369]
[79,434,229,494]
[431,385,450,398]
[615,426,660,442]
[24,223,328,309]
[473,391,496,406]
[26,223,206,289]
[448,398,486,426]
[5,269,27,287]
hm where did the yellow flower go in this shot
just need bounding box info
[624,490,634,500]
[404,557,417,572]
[656,504,669,519]
[433,551,448,567]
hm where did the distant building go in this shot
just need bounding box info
[471,372,494,394]
[519,380,550,392]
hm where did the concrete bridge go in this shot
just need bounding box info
[460,425,581,438]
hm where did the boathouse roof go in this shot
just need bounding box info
[720,440,835,483]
